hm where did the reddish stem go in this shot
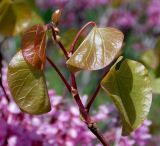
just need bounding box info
[88,125,109,146]
[70,73,91,123]
[70,21,96,53]
[86,84,100,113]
[70,73,109,146]
[47,23,69,59]
[1,84,10,102]
[46,57,71,92]
[49,21,110,146]
[0,37,10,102]
[69,59,109,146]
[58,41,69,59]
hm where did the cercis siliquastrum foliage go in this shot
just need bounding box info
[7,10,152,146]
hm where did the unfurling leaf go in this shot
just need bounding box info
[66,27,124,72]
[22,25,47,70]
[0,0,43,36]
[101,57,152,135]
[8,51,51,115]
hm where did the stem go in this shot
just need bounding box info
[58,41,69,59]
[48,21,110,146]
[70,21,96,53]
[70,73,91,123]
[0,37,10,102]
[1,83,10,102]
[86,84,100,112]
[47,23,69,59]
[88,124,109,146]
[93,131,109,146]
[46,57,71,92]
[70,73,109,146]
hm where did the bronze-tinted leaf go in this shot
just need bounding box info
[8,51,51,115]
[101,57,152,135]
[0,0,43,36]
[22,24,47,70]
[66,27,124,72]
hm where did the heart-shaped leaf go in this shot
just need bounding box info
[101,58,152,135]
[8,51,51,115]
[66,27,124,72]
[22,25,47,70]
[0,0,43,36]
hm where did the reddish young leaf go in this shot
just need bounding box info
[22,24,47,70]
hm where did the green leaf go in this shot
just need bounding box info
[0,0,43,36]
[101,57,152,135]
[8,51,51,115]
[66,27,124,72]
[22,25,47,70]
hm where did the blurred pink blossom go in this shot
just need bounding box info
[147,0,160,28]
[108,10,137,29]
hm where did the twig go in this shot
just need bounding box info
[0,37,10,102]
[48,21,110,146]
[86,84,101,112]
[47,23,69,59]
[88,123,109,146]
[70,72,109,146]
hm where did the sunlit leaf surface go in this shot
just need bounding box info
[8,51,51,115]
[0,0,43,36]
[101,58,152,135]
[66,27,124,72]
[22,25,47,70]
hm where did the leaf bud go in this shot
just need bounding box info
[52,9,62,25]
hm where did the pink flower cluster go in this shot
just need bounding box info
[0,92,95,146]
[147,0,160,28]
[107,10,136,29]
